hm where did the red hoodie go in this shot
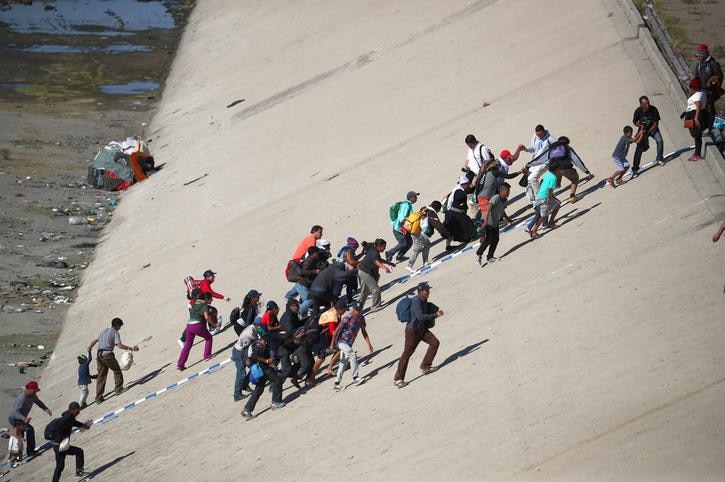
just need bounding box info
[199,279,225,300]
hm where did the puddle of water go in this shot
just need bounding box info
[0,0,177,36]
[99,81,160,95]
[0,82,33,91]
[17,43,152,54]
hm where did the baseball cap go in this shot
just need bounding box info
[247,289,262,298]
[25,381,40,391]
[266,300,279,310]
[689,77,702,90]
[351,301,364,311]
[500,149,512,159]
[316,239,331,249]
[203,269,216,278]
[695,43,709,56]
[406,191,420,200]
[68,402,80,410]
[417,281,432,291]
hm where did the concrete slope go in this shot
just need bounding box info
[15,0,725,480]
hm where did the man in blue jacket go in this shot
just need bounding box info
[393,282,444,388]
[386,191,418,262]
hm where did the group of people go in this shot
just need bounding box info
[6,41,723,480]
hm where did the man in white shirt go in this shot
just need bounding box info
[463,134,494,178]
[516,125,557,204]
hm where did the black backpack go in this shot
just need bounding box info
[44,418,60,441]
[229,306,241,326]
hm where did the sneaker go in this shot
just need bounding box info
[393,379,408,388]
[76,470,91,478]
[655,159,665,166]
[487,256,498,263]
[95,397,104,404]
[333,383,342,392]
[240,410,254,420]
[270,402,286,410]
[353,376,368,386]
[384,251,393,262]
[569,195,577,204]
[687,154,701,162]
[421,366,440,375]
[475,255,482,266]
[290,378,301,389]
[405,266,415,274]
[631,169,640,178]
[233,394,243,402]
[177,339,184,348]
[79,402,87,410]
[114,387,126,396]
[395,255,409,262]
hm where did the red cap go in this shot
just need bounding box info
[689,77,701,90]
[500,149,512,159]
[697,43,709,53]
[25,381,40,391]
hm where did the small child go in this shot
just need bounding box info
[78,351,92,409]
[7,424,24,467]
[608,125,641,187]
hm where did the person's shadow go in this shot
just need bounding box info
[85,451,136,479]
[404,339,490,385]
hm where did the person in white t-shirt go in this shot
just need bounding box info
[685,77,707,162]
[462,134,494,178]
[516,125,557,204]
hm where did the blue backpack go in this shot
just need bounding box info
[249,363,264,384]
[396,297,413,323]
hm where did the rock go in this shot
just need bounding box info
[2,304,28,313]
[68,216,87,225]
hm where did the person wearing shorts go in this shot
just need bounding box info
[528,164,561,238]
[608,126,640,187]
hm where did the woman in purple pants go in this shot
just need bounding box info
[177,291,218,370]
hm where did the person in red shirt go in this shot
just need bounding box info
[291,225,323,261]
[199,270,230,302]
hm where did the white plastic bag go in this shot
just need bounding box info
[119,351,134,371]
[58,437,70,452]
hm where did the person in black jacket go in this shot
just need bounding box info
[309,261,357,316]
[277,299,303,387]
[51,402,91,481]
[240,339,285,420]
[233,289,262,336]
[393,282,444,388]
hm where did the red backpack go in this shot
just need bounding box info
[183,275,201,299]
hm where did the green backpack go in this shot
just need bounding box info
[389,201,405,221]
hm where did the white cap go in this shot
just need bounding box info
[316,239,331,249]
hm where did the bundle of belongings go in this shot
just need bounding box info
[87,137,156,191]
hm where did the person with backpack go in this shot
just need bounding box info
[276,299,304,387]
[231,289,262,336]
[77,350,94,409]
[462,134,494,178]
[231,322,262,401]
[48,402,91,481]
[7,381,52,459]
[297,246,326,315]
[387,191,419,262]
[547,136,591,203]
[405,204,442,272]
[313,298,348,380]
[330,301,373,391]
[285,225,324,300]
[177,292,218,370]
[444,175,477,249]
[337,237,362,269]
[517,125,558,204]
[240,338,285,420]
[631,96,665,176]
[356,239,395,312]
[393,282,444,388]
[199,269,230,302]
[476,182,513,265]
[88,318,138,404]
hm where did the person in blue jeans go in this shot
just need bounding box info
[232,323,260,401]
[386,191,418,262]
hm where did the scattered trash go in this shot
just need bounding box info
[226,99,245,108]
[68,215,88,225]
[141,263,151,269]
[37,260,69,269]
[37,345,45,350]
[2,304,28,313]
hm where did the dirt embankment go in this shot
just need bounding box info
[0,0,193,458]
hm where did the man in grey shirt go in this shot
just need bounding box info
[7,380,52,457]
[88,317,138,404]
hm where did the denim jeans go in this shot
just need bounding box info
[388,229,412,260]
[632,129,664,171]
[295,282,313,315]
[231,347,247,397]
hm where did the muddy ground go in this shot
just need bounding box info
[0,0,192,459]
